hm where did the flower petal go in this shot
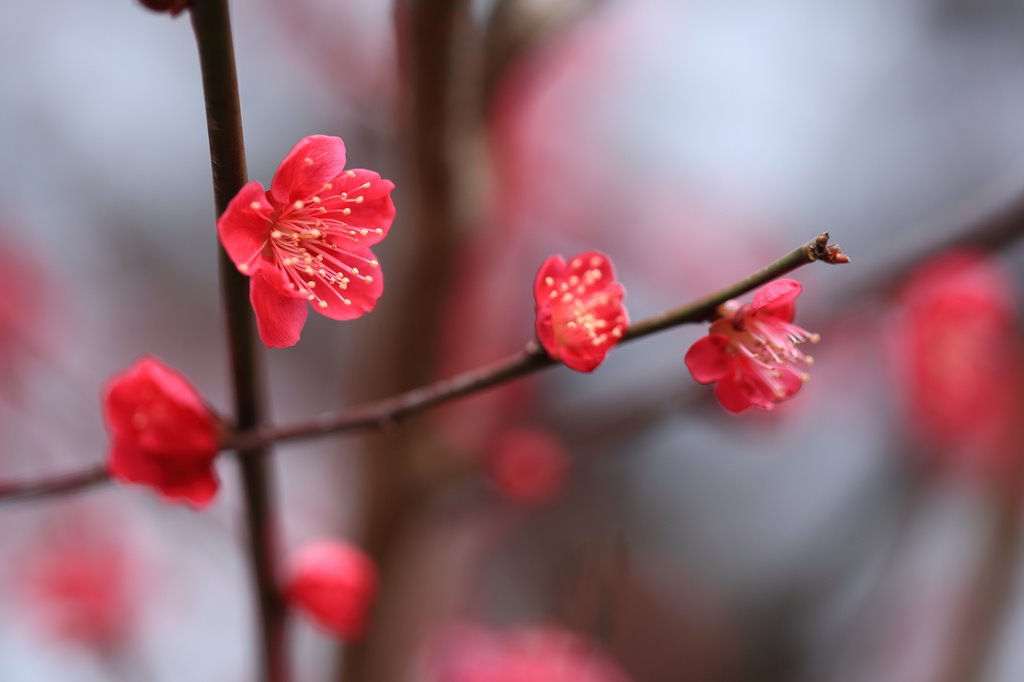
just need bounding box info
[217,182,272,274]
[684,334,733,383]
[533,255,567,309]
[777,366,806,399]
[321,169,396,249]
[270,135,348,205]
[156,465,220,508]
[751,279,801,321]
[308,249,384,321]
[250,272,309,347]
[714,377,756,413]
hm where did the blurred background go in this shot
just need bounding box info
[2,0,1024,680]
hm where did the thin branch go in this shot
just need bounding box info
[225,231,847,451]
[190,3,286,682]
[0,464,109,503]
[0,231,846,503]
[0,231,844,503]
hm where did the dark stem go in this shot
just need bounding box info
[190,3,286,682]
[0,464,109,502]
[0,231,847,503]
[226,231,845,451]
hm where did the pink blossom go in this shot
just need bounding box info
[891,250,1021,460]
[218,135,395,347]
[13,516,145,650]
[286,540,378,640]
[104,357,220,507]
[486,429,568,504]
[534,251,628,372]
[685,279,818,413]
[423,624,632,682]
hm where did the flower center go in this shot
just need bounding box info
[262,176,382,310]
[714,306,819,397]
[543,256,626,347]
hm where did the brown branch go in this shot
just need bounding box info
[0,231,846,503]
[0,464,110,503]
[225,232,846,452]
[189,3,286,682]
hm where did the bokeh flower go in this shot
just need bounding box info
[103,356,220,507]
[286,540,378,640]
[685,279,817,413]
[486,428,568,504]
[218,135,395,347]
[890,250,1021,461]
[13,514,145,651]
[534,251,627,372]
[422,623,632,682]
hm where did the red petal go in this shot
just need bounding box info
[714,376,755,413]
[270,135,347,205]
[777,366,806,399]
[217,182,271,274]
[559,347,608,373]
[533,255,567,309]
[156,466,220,508]
[751,279,802,321]
[250,272,309,347]
[107,441,165,486]
[322,170,396,249]
[287,541,378,640]
[684,334,733,383]
[308,249,384,321]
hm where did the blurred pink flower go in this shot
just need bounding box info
[286,540,378,641]
[535,251,628,372]
[217,135,395,347]
[890,250,1021,463]
[422,623,632,682]
[13,516,145,650]
[685,279,818,413]
[104,356,221,507]
[486,429,568,504]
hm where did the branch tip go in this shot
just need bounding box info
[809,232,850,265]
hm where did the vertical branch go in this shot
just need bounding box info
[340,1,477,680]
[189,3,286,682]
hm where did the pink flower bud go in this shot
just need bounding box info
[286,540,378,640]
[103,356,220,507]
[534,251,628,372]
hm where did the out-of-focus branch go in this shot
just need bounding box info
[938,370,1024,682]
[0,464,110,502]
[189,3,286,682]
[481,0,604,113]
[339,2,480,679]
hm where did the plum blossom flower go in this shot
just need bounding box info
[286,540,378,640]
[486,429,568,504]
[422,623,632,682]
[891,250,1021,460]
[685,279,818,413]
[103,357,221,507]
[534,251,627,372]
[218,135,396,347]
